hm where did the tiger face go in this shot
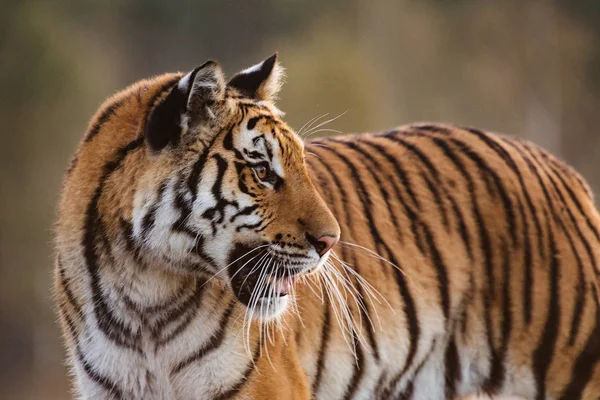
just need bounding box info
[135,55,340,318]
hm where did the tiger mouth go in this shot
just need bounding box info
[227,243,305,306]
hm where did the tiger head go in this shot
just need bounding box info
[137,55,340,318]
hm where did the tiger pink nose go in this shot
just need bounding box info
[307,234,339,257]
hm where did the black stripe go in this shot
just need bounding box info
[66,152,79,176]
[540,164,591,346]
[559,289,600,400]
[374,372,389,399]
[338,139,421,211]
[186,115,229,199]
[152,277,206,348]
[78,79,179,353]
[223,120,246,161]
[83,137,144,352]
[230,205,259,222]
[171,301,235,376]
[188,147,211,198]
[517,193,533,326]
[420,223,451,319]
[307,150,382,390]
[567,250,587,347]
[532,212,561,400]
[420,171,450,229]
[235,220,264,232]
[462,132,540,325]
[331,140,430,352]
[501,139,549,324]
[541,152,600,242]
[483,240,512,395]
[342,332,366,400]
[313,143,421,389]
[521,154,590,346]
[312,298,331,394]
[447,137,517,247]
[307,144,361,234]
[525,145,594,344]
[141,179,169,239]
[76,344,123,399]
[308,146,382,363]
[84,98,125,142]
[57,257,85,320]
[379,131,442,184]
[202,154,238,224]
[397,381,414,400]
[309,148,389,362]
[394,339,436,400]
[374,134,474,260]
[447,188,474,260]
[352,139,424,251]
[117,280,192,316]
[68,313,123,399]
[444,337,461,398]
[246,116,260,130]
[119,217,145,267]
[424,136,496,299]
[414,124,454,135]
[171,205,218,269]
[212,337,262,400]
[331,139,405,235]
[306,154,382,394]
[482,291,499,395]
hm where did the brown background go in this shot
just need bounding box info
[2,0,600,398]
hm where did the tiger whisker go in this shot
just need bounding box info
[338,241,408,277]
[297,113,329,138]
[329,260,370,333]
[330,258,387,330]
[307,128,344,136]
[319,265,358,359]
[324,260,373,356]
[247,257,271,358]
[243,253,272,356]
[310,142,335,150]
[331,252,394,312]
[323,261,373,344]
[203,245,271,289]
[305,151,322,160]
[303,110,348,138]
[237,250,272,291]
[300,274,324,303]
[289,268,305,329]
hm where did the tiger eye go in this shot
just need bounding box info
[255,166,267,180]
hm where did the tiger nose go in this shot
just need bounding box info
[306,233,339,257]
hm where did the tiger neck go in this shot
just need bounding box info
[99,248,232,336]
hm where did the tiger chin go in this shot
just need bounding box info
[55,53,600,400]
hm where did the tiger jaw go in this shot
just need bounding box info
[227,242,326,318]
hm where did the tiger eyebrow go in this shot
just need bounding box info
[244,148,264,160]
[247,117,261,130]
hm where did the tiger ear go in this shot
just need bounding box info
[145,61,226,152]
[228,53,285,102]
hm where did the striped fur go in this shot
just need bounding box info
[55,56,600,399]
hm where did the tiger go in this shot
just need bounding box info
[54,53,600,400]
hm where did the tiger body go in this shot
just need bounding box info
[54,55,600,400]
[305,129,600,399]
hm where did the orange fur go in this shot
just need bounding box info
[54,58,600,399]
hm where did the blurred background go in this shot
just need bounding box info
[2,0,600,398]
